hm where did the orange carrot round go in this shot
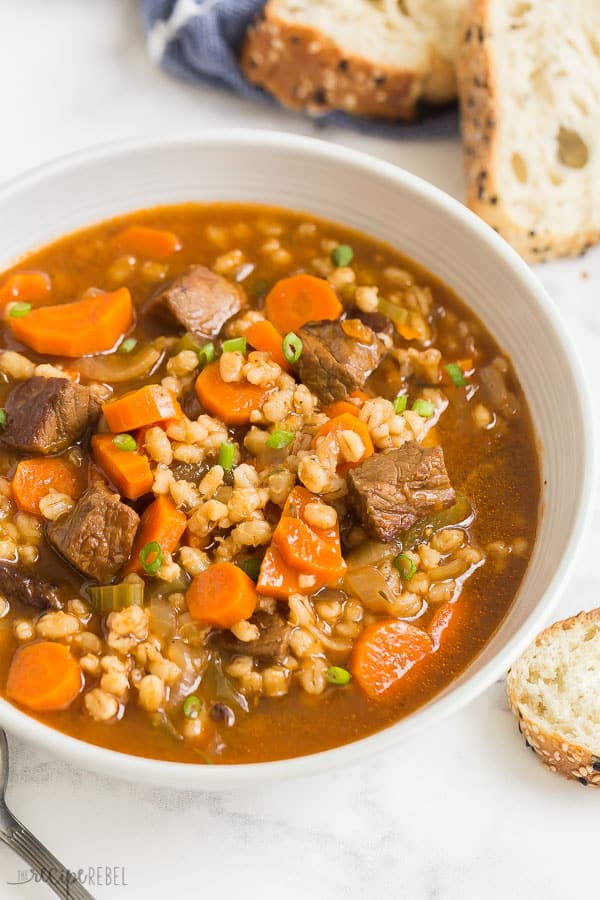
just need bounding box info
[245,319,291,371]
[273,517,345,580]
[9,287,133,357]
[124,495,187,575]
[103,384,182,433]
[0,271,51,309]
[186,562,257,628]
[12,458,83,516]
[257,545,328,599]
[265,274,342,334]
[91,434,153,501]
[312,412,374,469]
[195,361,273,425]
[113,225,181,259]
[351,619,433,699]
[324,400,361,419]
[6,642,82,712]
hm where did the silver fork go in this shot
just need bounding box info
[0,729,94,899]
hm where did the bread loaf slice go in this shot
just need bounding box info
[507,609,600,785]
[241,0,466,120]
[458,0,600,261]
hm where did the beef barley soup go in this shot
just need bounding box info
[0,204,539,764]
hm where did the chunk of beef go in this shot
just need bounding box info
[211,611,291,663]
[347,442,455,541]
[1,377,101,454]
[296,318,387,405]
[47,485,139,582]
[147,265,244,337]
[0,563,59,610]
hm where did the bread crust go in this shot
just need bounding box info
[457,0,600,262]
[507,609,600,786]
[241,3,456,121]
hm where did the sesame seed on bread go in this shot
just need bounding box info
[241,0,466,121]
[507,609,600,786]
[457,0,600,262]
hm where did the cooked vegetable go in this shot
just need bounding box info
[265,274,343,334]
[139,541,163,576]
[186,561,257,628]
[183,695,203,719]
[197,342,216,367]
[75,343,161,383]
[246,320,292,371]
[240,558,261,582]
[88,581,145,612]
[124,495,187,575]
[9,302,32,318]
[218,441,236,470]
[331,244,354,267]
[344,565,397,613]
[282,331,303,365]
[113,224,181,259]
[266,429,294,449]
[91,433,153,500]
[326,666,352,685]
[195,361,273,425]
[393,553,417,581]
[12,457,83,515]
[377,297,420,341]
[118,337,137,353]
[273,517,345,580]
[0,270,51,308]
[401,494,472,550]
[103,384,182,433]
[6,642,82,712]
[393,394,408,414]
[312,412,374,468]
[9,287,133,357]
[444,362,470,388]
[412,398,435,418]
[113,433,137,452]
[324,400,360,419]
[257,544,329,599]
[0,409,6,426]
[222,336,247,355]
[351,619,433,699]
[429,601,456,649]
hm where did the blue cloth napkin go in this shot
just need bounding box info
[141,0,458,139]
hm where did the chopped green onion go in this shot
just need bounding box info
[412,398,435,419]
[0,409,6,426]
[218,441,236,470]
[9,302,32,318]
[222,337,247,355]
[173,332,202,354]
[240,558,261,582]
[118,337,137,354]
[326,666,352,686]
[112,433,137,452]
[183,695,203,719]
[393,394,408,414]
[331,244,354,267]
[88,581,144,612]
[282,332,303,364]
[251,279,270,298]
[139,541,163,576]
[197,342,216,367]
[393,553,417,581]
[266,429,295,450]
[445,362,468,387]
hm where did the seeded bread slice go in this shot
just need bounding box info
[507,609,600,786]
[457,0,600,261]
[241,0,466,120]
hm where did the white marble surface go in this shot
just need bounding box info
[0,2,599,898]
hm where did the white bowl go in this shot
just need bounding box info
[0,132,593,789]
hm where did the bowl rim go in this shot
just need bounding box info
[0,129,594,787]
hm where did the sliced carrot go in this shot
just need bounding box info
[351,619,433,700]
[429,602,455,649]
[6,642,82,712]
[195,361,273,426]
[257,544,329,599]
[9,287,133,357]
[264,274,343,335]
[349,390,370,403]
[312,412,374,469]
[273,516,346,580]
[124,495,187,575]
[103,384,182,433]
[12,458,84,516]
[186,561,257,628]
[113,225,181,259]
[397,323,421,341]
[0,270,51,309]
[324,400,361,419]
[246,319,291,371]
[283,485,315,518]
[91,434,153,501]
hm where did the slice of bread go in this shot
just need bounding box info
[458,0,600,261]
[507,609,600,785]
[241,0,467,120]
